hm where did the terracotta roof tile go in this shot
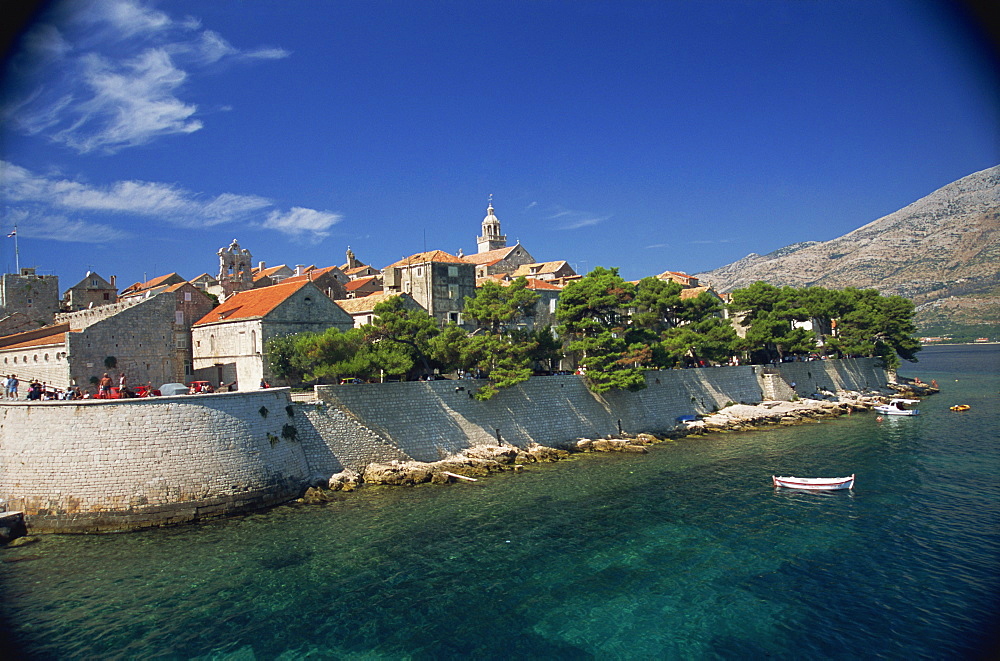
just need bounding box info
[0,324,70,351]
[510,260,571,277]
[193,279,312,326]
[335,291,401,314]
[282,265,341,284]
[345,276,379,291]
[385,250,466,269]
[460,246,519,265]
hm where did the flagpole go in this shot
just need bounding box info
[13,224,19,274]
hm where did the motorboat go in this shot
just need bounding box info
[950,404,970,412]
[772,474,855,490]
[874,398,920,416]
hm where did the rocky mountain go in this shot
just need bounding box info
[695,166,1000,336]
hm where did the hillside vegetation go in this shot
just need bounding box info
[696,166,1000,337]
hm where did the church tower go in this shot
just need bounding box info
[217,239,253,300]
[476,195,507,253]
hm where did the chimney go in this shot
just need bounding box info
[110,275,117,288]
[295,264,306,276]
[258,261,266,272]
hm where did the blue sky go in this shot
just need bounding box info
[1,0,997,290]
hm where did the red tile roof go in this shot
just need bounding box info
[335,291,402,314]
[0,323,70,350]
[460,246,520,265]
[385,250,466,269]
[120,273,185,296]
[522,278,563,291]
[345,275,379,291]
[193,279,312,326]
[281,265,341,284]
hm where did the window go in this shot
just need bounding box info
[250,330,257,354]
[448,266,458,278]
[415,267,424,278]
[175,311,184,325]
[448,312,462,324]
[550,298,557,313]
[184,291,192,302]
[103,293,110,300]
[91,279,98,287]
[448,284,458,299]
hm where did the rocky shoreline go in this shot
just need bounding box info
[299,388,904,504]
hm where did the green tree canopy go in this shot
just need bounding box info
[556,267,646,393]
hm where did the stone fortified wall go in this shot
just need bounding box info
[1,389,313,532]
[0,358,886,532]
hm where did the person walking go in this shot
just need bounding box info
[8,375,18,400]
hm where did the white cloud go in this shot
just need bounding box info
[645,243,670,249]
[263,207,343,240]
[5,0,288,153]
[2,161,273,229]
[559,214,611,230]
[4,208,128,244]
[52,49,202,153]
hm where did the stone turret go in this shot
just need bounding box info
[477,197,507,254]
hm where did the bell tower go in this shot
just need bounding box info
[476,195,507,253]
[217,239,253,300]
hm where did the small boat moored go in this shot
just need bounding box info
[950,404,970,412]
[772,474,855,490]
[874,398,920,416]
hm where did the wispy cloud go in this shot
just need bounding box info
[2,161,337,241]
[263,208,343,241]
[3,0,289,154]
[543,205,611,230]
[645,243,670,249]
[561,215,610,230]
[6,209,129,243]
[525,201,538,210]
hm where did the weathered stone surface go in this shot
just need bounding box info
[362,463,434,486]
[328,468,361,491]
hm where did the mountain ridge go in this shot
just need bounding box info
[695,166,1000,334]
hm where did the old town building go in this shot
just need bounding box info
[62,271,118,311]
[0,267,60,327]
[0,283,213,391]
[191,279,354,388]
[382,250,476,327]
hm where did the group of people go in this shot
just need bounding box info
[4,374,19,399]
[4,374,84,400]
[2,371,158,401]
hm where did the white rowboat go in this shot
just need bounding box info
[772,474,855,490]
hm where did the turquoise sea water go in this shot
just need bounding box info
[2,345,998,659]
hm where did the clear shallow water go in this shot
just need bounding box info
[2,346,998,659]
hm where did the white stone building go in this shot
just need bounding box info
[191,279,354,387]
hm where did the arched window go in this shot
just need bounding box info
[251,330,257,354]
[209,334,216,354]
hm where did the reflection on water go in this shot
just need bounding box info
[2,350,998,659]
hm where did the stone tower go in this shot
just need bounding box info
[476,196,507,254]
[217,239,253,300]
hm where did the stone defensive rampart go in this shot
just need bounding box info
[0,358,886,532]
[0,389,312,532]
